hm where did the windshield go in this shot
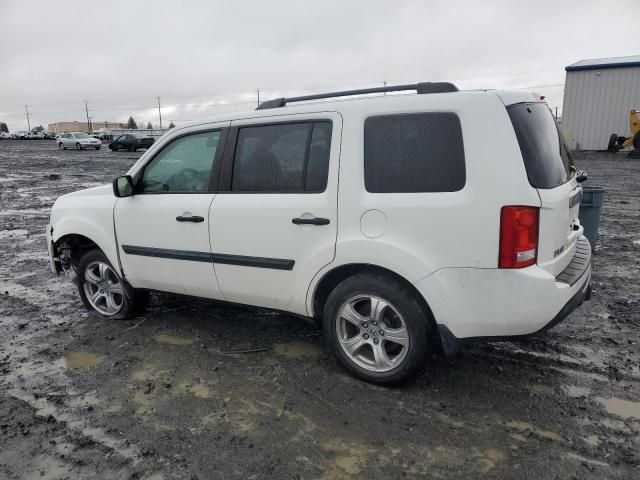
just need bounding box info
[75,133,90,139]
[507,103,573,189]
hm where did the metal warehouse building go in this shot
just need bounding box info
[561,54,640,151]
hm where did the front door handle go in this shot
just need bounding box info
[292,217,330,226]
[176,215,204,223]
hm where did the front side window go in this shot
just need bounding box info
[364,112,466,193]
[231,121,332,193]
[75,133,89,139]
[140,130,221,193]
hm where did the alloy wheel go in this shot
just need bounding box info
[335,295,409,372]
[83,261,124,316]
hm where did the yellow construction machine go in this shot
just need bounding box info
[608,109,640,154]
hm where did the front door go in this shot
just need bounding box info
[210,114,341,314]
[114,124,227,299]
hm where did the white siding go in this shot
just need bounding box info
[561,67,640,150]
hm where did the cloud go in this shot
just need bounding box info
[1,0,638,129]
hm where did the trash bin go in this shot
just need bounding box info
[579,186,605,250]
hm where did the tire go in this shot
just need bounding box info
[128,144,135,152]
[607,133,619,153]
[322,272,432,385]
[58,142,64,150]
[633,132,640,152]
[77,248,148,320]
[95,146,101,150]
[76,142,82,150]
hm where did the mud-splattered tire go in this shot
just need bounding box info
[322,272,432,385]
[77,248,148,320]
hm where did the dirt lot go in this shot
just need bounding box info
[0,140,638,480]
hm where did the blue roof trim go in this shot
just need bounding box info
[566,61,640,72]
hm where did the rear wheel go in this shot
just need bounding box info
[77,248,148,320]
[76,142,82,150]
[323,273,431,385]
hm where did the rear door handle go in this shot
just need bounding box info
[176,215,204,223]
[292,217,330,226]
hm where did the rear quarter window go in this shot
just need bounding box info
[364,112,465,193]
[507,103,572,189]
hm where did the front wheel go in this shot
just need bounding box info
[76,142,82,150]
[95,146,101,150]
[58,142,64,150]
[323,273,432,385]
[77,248,148,320]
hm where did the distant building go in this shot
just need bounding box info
[561,55,640,150]
[47,121,124,133]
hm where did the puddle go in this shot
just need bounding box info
[472,448,505,474]
[273,341,321,358]
[531,384,554,395]
[324,439,372,477]
[505,420,563,442]
[565,453,609,468]
[180,382,216,399]
[65,351,103,370]
[22,455,74,480]
[597,396,640,419]
[562,385,590,398]
[582,435,601,446]
[509,433,527,442]
[133,390,154,415]
[153,334,194,346]
[0,229,28,239]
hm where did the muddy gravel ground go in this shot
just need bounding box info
[0,140,638,480]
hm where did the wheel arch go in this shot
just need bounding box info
[310,263,438,331]
[52,219,120,276]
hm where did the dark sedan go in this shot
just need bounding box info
[109,134,155,152]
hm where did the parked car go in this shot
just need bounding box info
[58,132,102,150]
[108,134,155,152]
[47,83,592,384]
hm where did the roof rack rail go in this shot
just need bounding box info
[256,81,458,110]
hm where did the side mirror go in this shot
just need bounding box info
[113,175,134,197]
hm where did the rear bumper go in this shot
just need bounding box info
[414,236,592,346]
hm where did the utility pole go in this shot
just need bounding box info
[383,80,387,95]
[157,96,163,129]
[84,100,92,132]
[256,88,260,107]
[24,105,31,132]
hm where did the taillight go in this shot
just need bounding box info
[499,206,539,268]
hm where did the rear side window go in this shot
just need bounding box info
[232,121,332,192]
[507,103,572,189]
[364,112,465,193]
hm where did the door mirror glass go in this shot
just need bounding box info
[113,175,134,197]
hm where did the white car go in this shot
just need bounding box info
[57,132,102,150]
[47,83,592,384]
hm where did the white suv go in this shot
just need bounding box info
[47,83,592,384]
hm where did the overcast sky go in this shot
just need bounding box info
[1,0,638,131]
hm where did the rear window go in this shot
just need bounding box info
[507,103,572,189]
[364,112,465,193]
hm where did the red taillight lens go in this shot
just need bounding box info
[499,206,539,268]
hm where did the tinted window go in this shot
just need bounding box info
[364,113,465,193]
[507,103,572,189]
[141,131,220,193]
[232,121,331,192]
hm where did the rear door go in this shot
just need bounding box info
[507,102,582,276]
[209,113,341,313]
